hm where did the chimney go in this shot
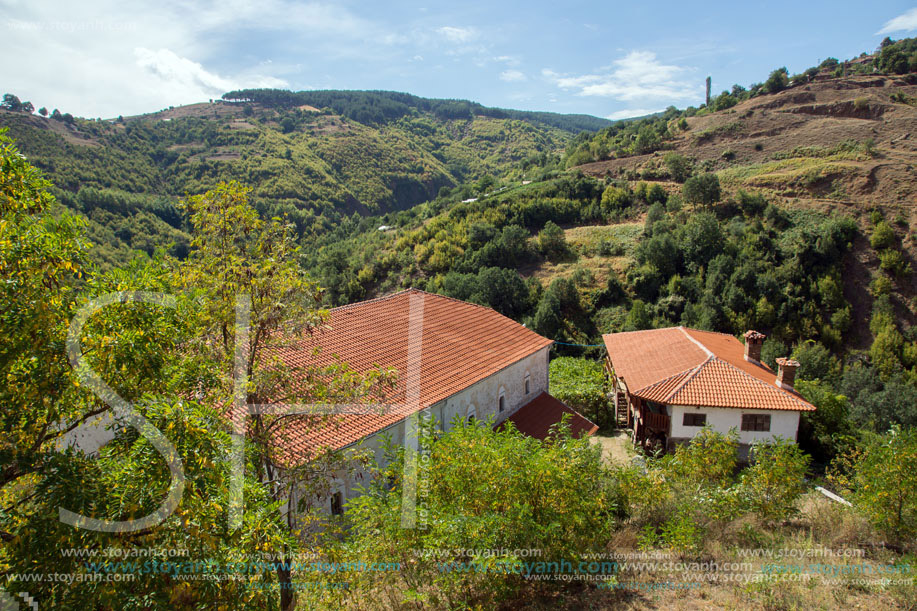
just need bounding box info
[743,330,765,364]
[775,357,800,391]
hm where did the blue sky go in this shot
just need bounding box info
[2,0,917,119]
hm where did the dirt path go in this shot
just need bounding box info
[590,431,633,466]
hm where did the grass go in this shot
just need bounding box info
[523,222,642,287]
[564,223,643,257]
[719,157,857,189]
[497,480,917,610]
[527,254,623,288]
[692,121,745,144]
[771,139,877,162]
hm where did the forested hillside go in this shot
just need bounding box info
[297,40,917,443]
[0,91,607,268]
[5,34,917,611]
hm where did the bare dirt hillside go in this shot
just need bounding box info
[577,74,917,216]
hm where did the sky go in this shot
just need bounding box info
[2,1,917,120]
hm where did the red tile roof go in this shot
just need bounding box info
[500,392,599,439]
[266,289,554,460]
[602,327,815,412]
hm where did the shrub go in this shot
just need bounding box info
[760,336,789,370]
[330,417,616,607]
[537,220,567,259]
[879,248,911,277]
[665,427,739,488]
[600,185,630,211]
[737,189,767,215]
[663,153,693,182]
[647,183,667,205]
[739,439,810,522]
[831,427,917,544]
[549,357,611,429]
[682,173,721,209]
[796,379,857,464]
[791,341,840,382]
[870,221,896,249]
[644,202,666,236]
[764,67,789,94]
[870,274,894,297]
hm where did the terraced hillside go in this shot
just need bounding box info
[577,73,917,216]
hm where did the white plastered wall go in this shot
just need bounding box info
[668,404,801,445]
[317,345,552,513]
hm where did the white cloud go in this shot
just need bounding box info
[134,48,287,103]
[877,8,917,35]
[436,26,477,43]
[606,108,664,120]
[493,55,520,66]
[134,48,235,95]
[543,51,698,102]
[0,0,390,117]
[499,69,526,82]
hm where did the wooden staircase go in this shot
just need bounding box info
[615,392,629,427]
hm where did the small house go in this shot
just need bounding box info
[602,327,814,458]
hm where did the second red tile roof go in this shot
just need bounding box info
[602,327,815,412]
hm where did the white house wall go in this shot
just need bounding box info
[438,346,550,431]
[668,404,800,446]
[323,345,551,512]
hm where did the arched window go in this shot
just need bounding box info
[524,371,531,395]
[330,491,343,516]
[498,388,506,413]
[466,404,476,425]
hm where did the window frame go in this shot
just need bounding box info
[741,413,771,432]
[682,412,707,427]
[498,389,506,413]
[524,372,531,395]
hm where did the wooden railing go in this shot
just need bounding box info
[645,410,669,431]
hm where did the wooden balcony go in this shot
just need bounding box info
[645,410,669,431]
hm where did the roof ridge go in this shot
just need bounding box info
[670,356,815,411]
[331,287,515,317]
[678,326,714,358]
[633,366,695,395]
[330,288,418,312]
[663,355,714,401]
[601,327,680,340]
[683,327,742,340]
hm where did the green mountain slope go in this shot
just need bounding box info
[0,92,608,268]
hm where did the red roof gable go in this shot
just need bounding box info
[602,327,815,412]
[500,392,599,439]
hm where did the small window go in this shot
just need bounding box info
[330,491,343,516]
[498,390,506,413]
[683,413,706,427]
[524,372,531,395]
[466,405,476,425]
[741,414,771,432]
